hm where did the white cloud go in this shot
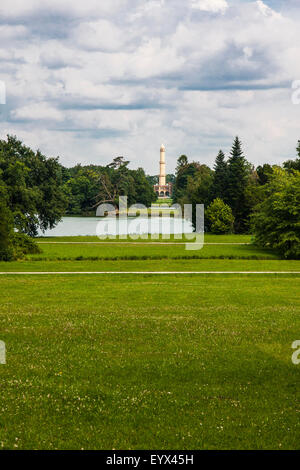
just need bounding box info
[125,38,185,79]
[74,20,124,52]
[0,24,28,40]
[191,0,228,13]
[11,103,64,121]
[0,0,126,18]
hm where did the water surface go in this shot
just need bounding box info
[39,216,194,237]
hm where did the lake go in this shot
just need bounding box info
[38,216,194,237]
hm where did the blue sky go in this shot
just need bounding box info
[0,0,300,173]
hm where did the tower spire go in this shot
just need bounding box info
[153,143,173,199]
[159,144,166,186]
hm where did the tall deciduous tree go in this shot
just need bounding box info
[0,135,68,236]
[283,140,300,172]
[94,157,132,208]
[176,155,188,173]
[131,168,157,207]
[173,156,199,203]
[252,168,300,259]
[94,157,156,209]
[177,164,214,229]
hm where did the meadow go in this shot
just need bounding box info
[29,241,278,261]
[0,235,299,450]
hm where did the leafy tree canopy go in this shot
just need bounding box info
[173,156,200,203]
[94,157,156,210]
[206,198,234,234]
[0,135,68,236]
[256,164,274,185]
[252,168,300,259]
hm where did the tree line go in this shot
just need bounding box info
[0,136,157,260]
[172,136,300,258]
[62,156,156,216]
[0,134,299,260]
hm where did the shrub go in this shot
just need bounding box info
[12,233,41,259]
[206,198,235,234]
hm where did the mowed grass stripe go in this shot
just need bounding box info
[0,271,300,275]
[37,242,251,245]
[27,243,279,261]
[0,259,299,272]
[37,234,253,244]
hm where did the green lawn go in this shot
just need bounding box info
[37,234,253,244]
[0,259,300,272]
[155,198,173,205]
[0,239,299,450]
[27,243,278,261]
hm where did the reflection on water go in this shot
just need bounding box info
[39,217,194,237]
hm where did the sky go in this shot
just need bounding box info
[0,0,300,174]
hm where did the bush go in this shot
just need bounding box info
[252,169,300,259]
[206,198,235,234]
[12,233,41,259]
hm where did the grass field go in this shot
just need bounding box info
[0,235,299,449]
[155,198,173,205]
[37,234,253,243]
[28,243,278,261]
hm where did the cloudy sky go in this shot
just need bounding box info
[0,0,300,174]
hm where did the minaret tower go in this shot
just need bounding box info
[153,143,173,198]
[159,144,166,186]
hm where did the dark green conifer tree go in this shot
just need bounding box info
[213,150,228,200]
[226,137,250,232]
